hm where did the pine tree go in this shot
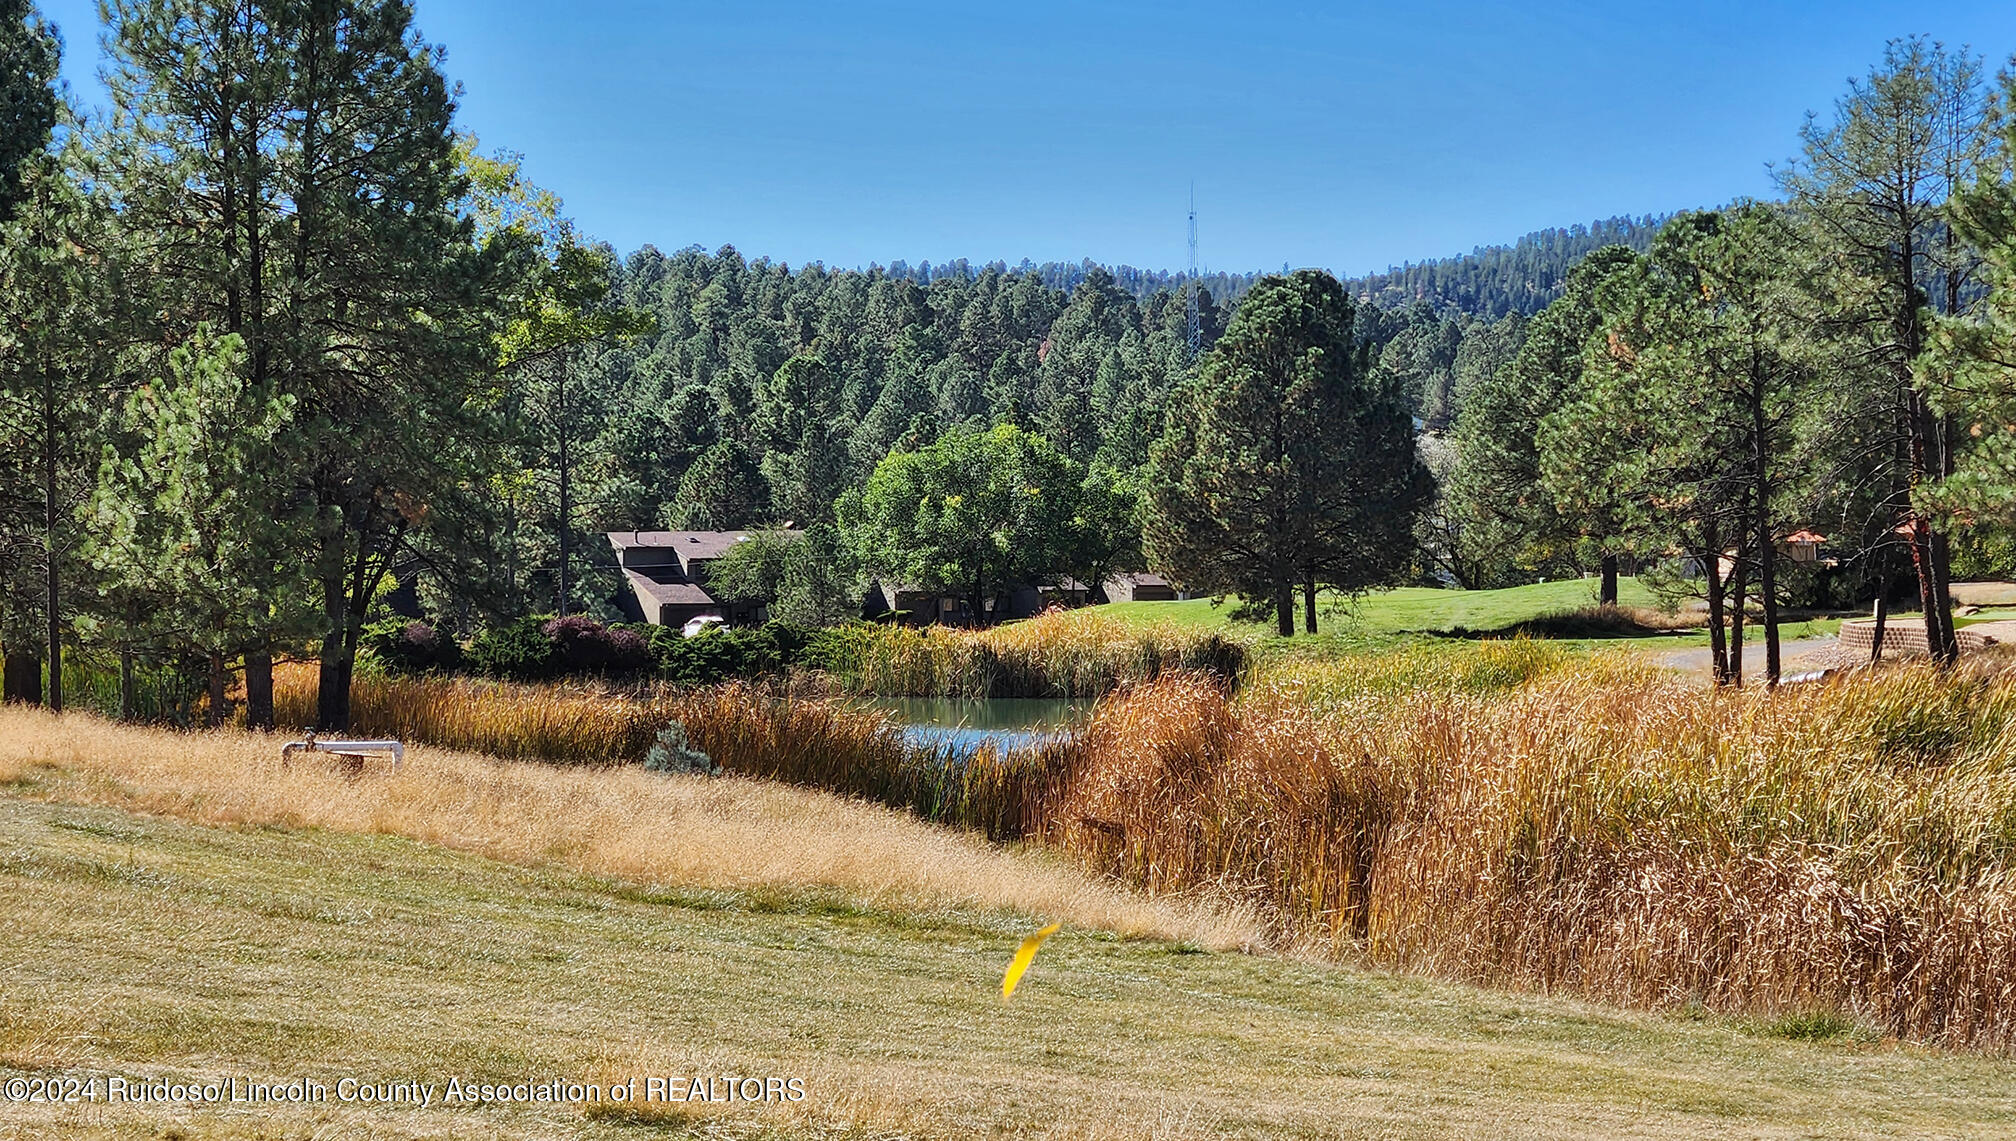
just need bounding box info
[1449,248,1639,597]
[1144,270,1425,635]
[0,154,129,713]
[84,329,305,722]
[1776,37,1996,664]
[102,0,515,729]
[0,0,56,224]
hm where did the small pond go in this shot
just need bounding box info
[859,697,1092,756]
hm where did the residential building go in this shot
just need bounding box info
[606,530,799,627]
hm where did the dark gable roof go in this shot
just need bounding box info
[621,569,716,608]
[606,530,800,561]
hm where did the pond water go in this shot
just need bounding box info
[859,697,1091,756]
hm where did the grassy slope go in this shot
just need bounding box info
[4,774,2016,1137]
[1107,578,1661,636]
[1105,579,1862,655]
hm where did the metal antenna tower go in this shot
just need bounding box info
[1185,184,1201,359]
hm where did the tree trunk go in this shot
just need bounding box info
[1726,546,1748,688]
[1929,529,1959,664]
[1598,554,1619,607]
[43,368,61,715]
[556,364,571,616]
[1756,508,1780,688]
[1752,379,1780,687]
[2,652,41,706]
[119,648,136,721]
[245,648,274,731]
[1275,580,1295,637]
[1905,517,1936,667]
[1702,529,1728,687]
[205,652,229,729]
[1904,384,1954,666]
[1871,549,1891,663]
[1302,570,1318,635]
[318,537,350,730]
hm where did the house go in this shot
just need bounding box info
[1784,530,1827,564]
[606,530,798,627]
[1102,571,1178,603]
[861,577,1090,625]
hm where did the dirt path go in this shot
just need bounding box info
[1655,637,1839,678]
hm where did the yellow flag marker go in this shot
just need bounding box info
[1002,922,1061,1000]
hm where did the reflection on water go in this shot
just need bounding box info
[859,697,1090,756]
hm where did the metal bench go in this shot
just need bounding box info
[281,732,406,774]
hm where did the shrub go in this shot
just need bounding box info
[643,721,719,775]
[543,615,652,675]
[467,616,562,682]
[645,621,812,686]
[359,618,462,675]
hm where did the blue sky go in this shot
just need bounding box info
[35,0,2016,275]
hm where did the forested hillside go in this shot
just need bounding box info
[870,214,1670,320]
[534,244,1535,619]
[1339,215,1668,318]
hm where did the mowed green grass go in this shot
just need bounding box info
[1104,580,1863,658]
[1107,577,1665,636]
[3,798,2014,1140]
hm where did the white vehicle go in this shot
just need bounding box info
[681,614,727,639]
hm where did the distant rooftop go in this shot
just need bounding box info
[606,529,799,561]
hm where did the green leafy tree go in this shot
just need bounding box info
[771,523,862,628]
[705,525,861,628]
[705,530,798,609]
[840,423,1081,624]
[1070,464,1144,600]
[1144,270,1425,635]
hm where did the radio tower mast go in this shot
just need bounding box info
[1185,184,1201,360]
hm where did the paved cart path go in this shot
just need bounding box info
[1655,637,1840,679]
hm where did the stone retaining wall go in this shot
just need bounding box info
[1838,618,1993,658]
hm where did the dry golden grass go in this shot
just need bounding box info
[247,643,2016,1051]
[0,705,1253,951]
[6,795,2016,1140]
[271,660,676,763]
[1037,662,2016,1050]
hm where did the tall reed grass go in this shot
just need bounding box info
[1038,661,2016,1050]
[811,609,1247,697]
[661,648,2016,1048]
[271,662,675,764]
[670,683,1067,841]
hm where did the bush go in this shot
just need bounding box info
[360,618,462,675]
[644,621,813,686]
[643,720,719,775]
[467,616,562,682]
[544,615,652,675]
